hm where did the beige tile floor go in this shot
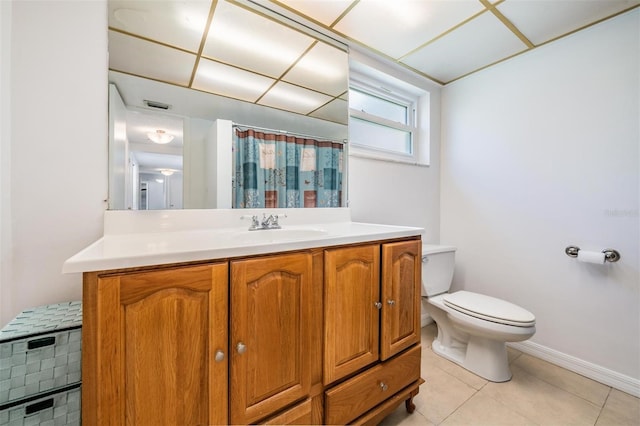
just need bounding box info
[380,324,640,426]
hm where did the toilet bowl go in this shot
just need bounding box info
[422,244,535,382]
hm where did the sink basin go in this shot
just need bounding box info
[234,228,329,244]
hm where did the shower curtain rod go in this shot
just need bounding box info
[232,122,347,145]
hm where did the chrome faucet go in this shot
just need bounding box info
[261,214,279,229]
[245,213,285,231]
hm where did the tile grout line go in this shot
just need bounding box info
[513,360,611,410]
[436,389,478,426]
[592,387,613,425]
[429,361,487,425]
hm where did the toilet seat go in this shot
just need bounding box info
[443,291,535,327]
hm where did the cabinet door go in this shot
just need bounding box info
[324,244,380,384]
[83,263,228,426]
[381,240,421,360]
[230,252,313,424]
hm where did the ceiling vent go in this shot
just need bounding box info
[143,100,171,110]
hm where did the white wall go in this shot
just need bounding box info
[348,49,442,242]
[0,0,13,325]
[441,9,639,387]
[0,1,107,324]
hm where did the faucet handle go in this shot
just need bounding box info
[272,213,287,228]
[240,214,261,230]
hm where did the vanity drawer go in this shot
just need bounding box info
[325,345,421,425]
[260,398,312,425]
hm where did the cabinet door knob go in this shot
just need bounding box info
[374,302,382,309]
[387,299,396,307]
[214,350,225,362]
[236,342,247,354]
[379,382,388,391]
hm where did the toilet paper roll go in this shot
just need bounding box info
[577,250,606,264]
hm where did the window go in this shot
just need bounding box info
[348,68,428,165]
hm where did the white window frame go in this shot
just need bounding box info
[349,71,426,165]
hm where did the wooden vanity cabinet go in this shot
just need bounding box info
[323,239,423,425]
[82,237,421,425]
[82,263,229,426]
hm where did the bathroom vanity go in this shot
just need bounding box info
[64,209,424,425]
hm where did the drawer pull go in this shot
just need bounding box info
[379,382,388,391]
[236,342,247,355]
[374,302,382,309]
[387,299,396,307]
[215,350,225,362]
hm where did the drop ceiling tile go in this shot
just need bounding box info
[283,42,349,96]
[309,98,349,125]
[333,0,484,58]
[258,82,333,115]
[109,30,196,86]
[401,11,528,83]
[191,58,275,103]
[203,0,315,78]
[108,0,211,52]
[274,0,354,26]
[497,0,640,45]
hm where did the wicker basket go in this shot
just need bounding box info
[0,302,82,407]
[0,384,80,426]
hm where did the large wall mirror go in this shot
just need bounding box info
[107,0,349,210]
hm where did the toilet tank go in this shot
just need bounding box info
[421,244,457,296]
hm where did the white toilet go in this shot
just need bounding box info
[422,244,536,382]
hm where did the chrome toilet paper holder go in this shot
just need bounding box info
[565,246,621,263]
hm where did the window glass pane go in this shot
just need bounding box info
[349,89,407,124]
[349,117,412,155]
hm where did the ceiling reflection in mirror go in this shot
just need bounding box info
[107,0,349,210]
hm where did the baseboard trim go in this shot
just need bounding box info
[508,340,640,398]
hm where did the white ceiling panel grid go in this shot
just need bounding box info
[333,0,485,58]
[497,0,640,45]
[401,11,529,83]
[108,30,197,86]
[272,0,354,26]
[258,81,333,114]
[192,58,276,102]
[283,42,350,96]
[203,0,316,78]
[108,0,211,52]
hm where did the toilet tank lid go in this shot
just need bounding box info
[422,244,457,255]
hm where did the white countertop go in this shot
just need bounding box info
[63,209,424,273]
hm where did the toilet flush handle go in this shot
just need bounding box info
[421,255,429,264]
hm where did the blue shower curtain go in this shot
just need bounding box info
[233,128,343,208]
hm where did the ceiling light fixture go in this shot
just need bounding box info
[160,169,174,176]
[147,129,174,144]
